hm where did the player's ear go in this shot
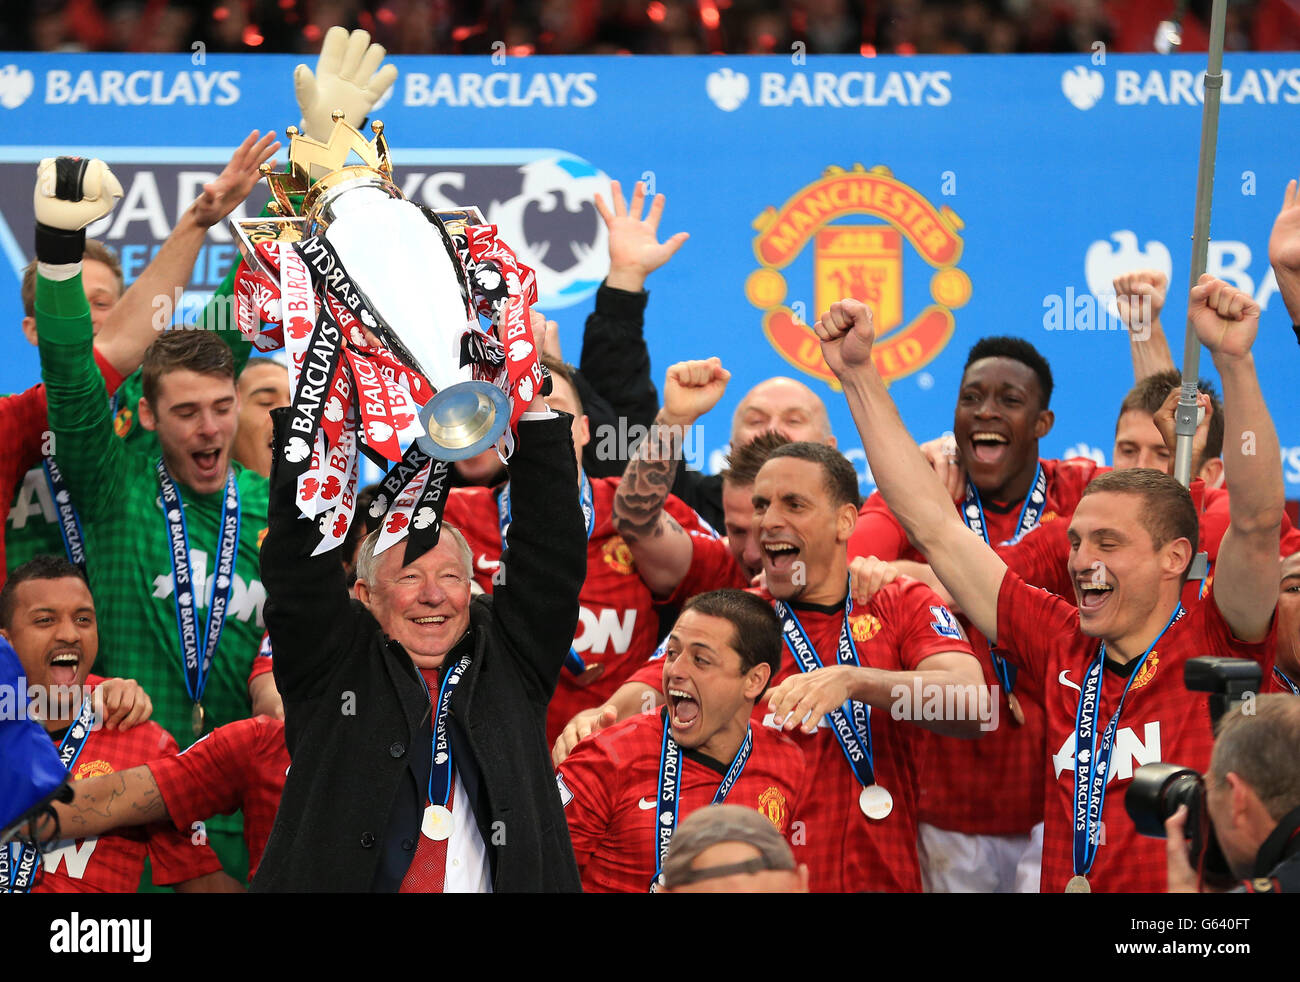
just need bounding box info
[1033,408,1055,439]
[577,413,590,449]
[21,316,37,347]
[836,502,858,543]
[137,396,157,432]
[354,578,373,608]
[1165,536,1193,581]
[743,661,771,702]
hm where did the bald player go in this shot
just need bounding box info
[665,371,836,531]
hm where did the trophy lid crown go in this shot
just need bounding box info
[263,115,395,217]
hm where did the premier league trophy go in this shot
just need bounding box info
[229,112,545,559]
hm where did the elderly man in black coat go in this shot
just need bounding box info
[253,373,586,892]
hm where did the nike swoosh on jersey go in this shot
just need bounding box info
[637,796,656,809]
[1058,670,1082,693]
[476,554,501,571]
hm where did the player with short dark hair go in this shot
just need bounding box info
[556,589,805,892]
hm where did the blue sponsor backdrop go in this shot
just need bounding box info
[1,53,1298,491]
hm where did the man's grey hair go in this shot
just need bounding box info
[660,804,795,889]
[1211,694,1300,821]
[354,523,474,586]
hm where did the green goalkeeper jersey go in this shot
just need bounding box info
[36,270,269,759]
[6,261,250,573]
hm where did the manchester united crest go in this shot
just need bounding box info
[850,613,882,643]
[73,759,113,781]
[1132,650,1159,690]
[602,536,636,575]
[747,164,970,387]
[757,786,788,831]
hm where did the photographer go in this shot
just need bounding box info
[1166,694,1300,892]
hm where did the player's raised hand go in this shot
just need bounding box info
[1113,269,1167,336]
[766,666,855,735]
[1188,273,1260,360]
[662,357,730,426]
[919,433,965,502]
[34,157,122,233]
[594,179,690,293]
[849,555,899,607]
[815,299,876,378]
[190,129,280,229]
[552,704,617,766]
[94,677,153,732]
[1269,178,1300,277]
[294,26,398,143]
[1152,387,1212,472]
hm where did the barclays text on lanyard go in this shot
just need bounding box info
[1066,603,1185,893]
[1,697,97,893]
[158,461,240,738]
[650,707,752,892]
[41,456,88,576]
[961,464,1047,726]
[773,586,894,822]
[498,471,594,678]
[417,652,473,841]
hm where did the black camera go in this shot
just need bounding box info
[1123,656,1261,885]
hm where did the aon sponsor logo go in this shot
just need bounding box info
[152,548,266,628]
[1052,722,1161,781]
[572,607,636,655]
[44,838,99,879]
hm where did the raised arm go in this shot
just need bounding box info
[816,299,1007,641]
[260,408,365,702]
[1187,276,1283,641]
[611,357,729,597]
[1114,269,1176,380]
[94,130,278,377]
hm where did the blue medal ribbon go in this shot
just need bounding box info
[650,707,753,892]
[1273,666,1299,696]
[499,471,595,676]
[417,652,473,810]
[1071,604,1186,880]
[2,697,96,894]
[157,462,240,718]
[41,456,87,575]
[961,462,1047,696]
[772,588,878,791]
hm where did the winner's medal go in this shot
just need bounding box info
[859,784,893,820]
[191,702,206,737]
[1064,875,1090,893]
[1006,691,1025,726]
[422,804,453,841]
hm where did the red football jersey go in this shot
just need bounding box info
[148,716,288,878]
[443,475,715,746]
[850,457,1100,839]
[30,677,223,893]
[630,578,973,892]
[1001,481,1300,611]
[557,708,805,892]
[996,570,1275,892]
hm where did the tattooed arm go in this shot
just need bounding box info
[612,358,729,597]
[44,766,168,840]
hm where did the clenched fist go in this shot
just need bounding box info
[662,357,730,426]
[814,299,876,378]
[1113,269,1166,336]
[1188,274,1259,360]
[34,157,121,232]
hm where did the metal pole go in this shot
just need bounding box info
[1173,0,1229,488]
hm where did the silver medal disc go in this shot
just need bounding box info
[859,784,893,820]
[421,804,453,841]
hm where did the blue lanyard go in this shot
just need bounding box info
[157,462,240,708]
[772,588,877,790]
[416,653,473,809]
[961,462,1047,695]
[1072,604,1185,878]
[499,471,594,676]
[41,456,87,575]
[2,697,96,893]
[1274,666,1299,695]
[650,709,753,892]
